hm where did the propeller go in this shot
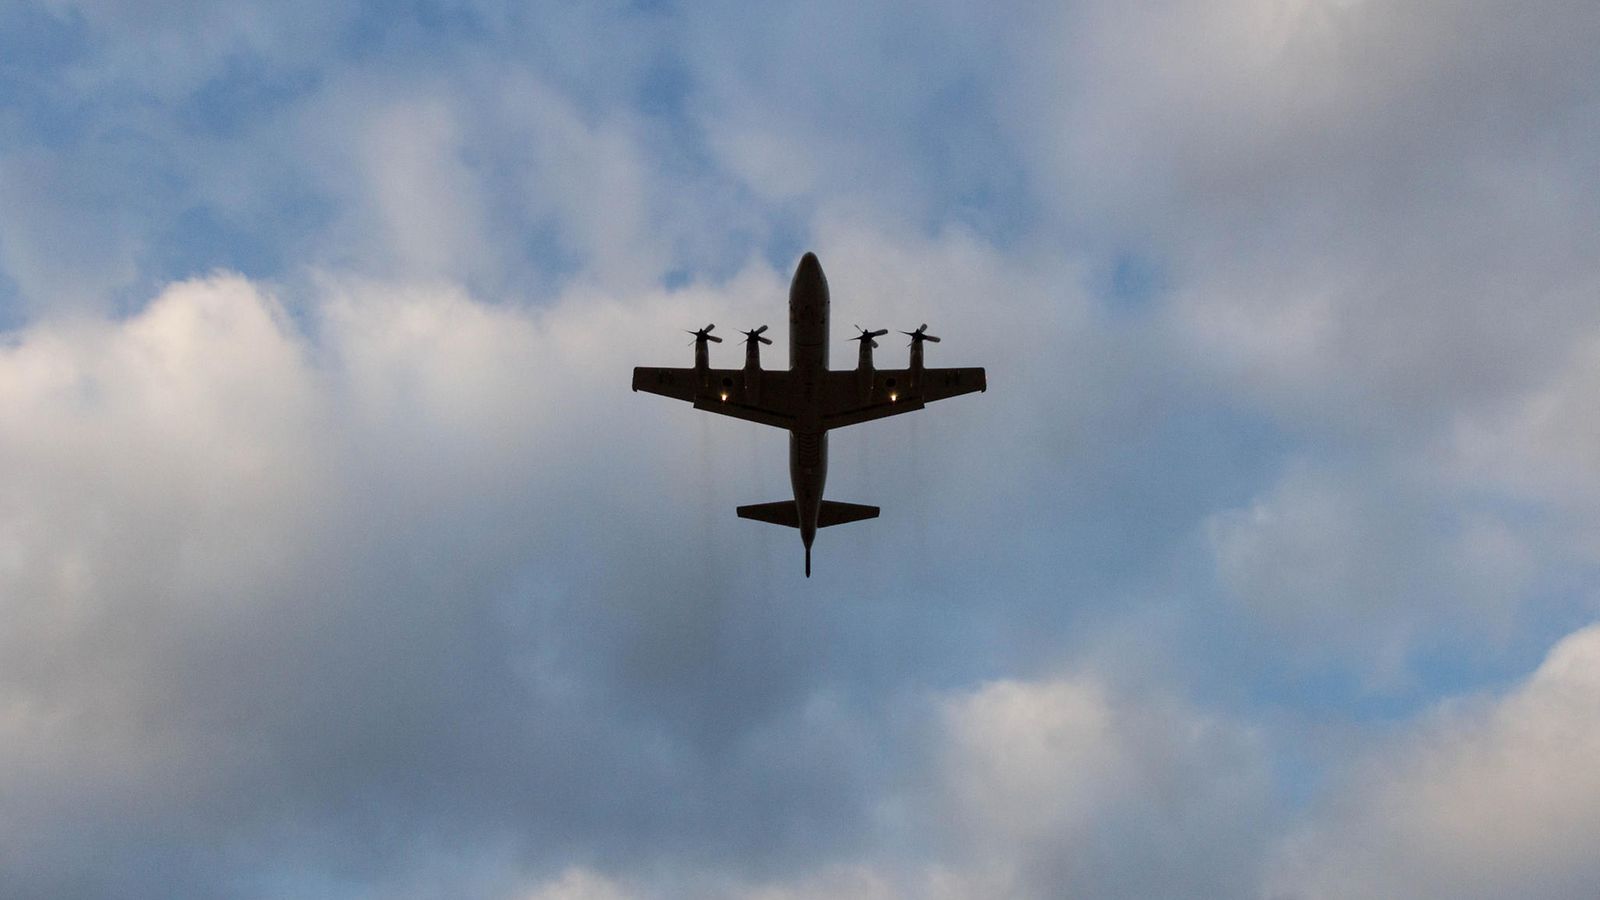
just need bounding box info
[742,325,772,346]
[851,325,889,349]
[902,323,941,345]
[686,324,722,345]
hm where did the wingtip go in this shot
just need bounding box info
[805,547,811,578]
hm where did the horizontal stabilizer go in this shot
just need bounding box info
[737,501,799,528]
[818,501,879,528]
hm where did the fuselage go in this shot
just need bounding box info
[788,252,830,557]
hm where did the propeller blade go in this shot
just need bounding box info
[852,325,887,348]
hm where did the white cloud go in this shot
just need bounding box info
[0,273,325,620]
[929,675,1273,898]
[496,75,669,290]
[523,867,637,900]
[1271,622,1600,899]
[356,97,502,286]
[288,65,697,298]
[0,271,626,893]
[735,865,902,900]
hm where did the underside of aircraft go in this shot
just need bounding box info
[632,252,986,576]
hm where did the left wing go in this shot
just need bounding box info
[632,366,798,429]
[816,366,986,430]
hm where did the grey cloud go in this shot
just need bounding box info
[0,264,986,895]
[1206,460,1537,681]
[5,1,1600,896]
[895,0,1600,441]
[506,673,1275,900]
[960,0,1600,683]
[1447,333,1600,511]
[0,219,1222,895]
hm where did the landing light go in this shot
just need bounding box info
[889,392,897,402]
[720,392,729,401]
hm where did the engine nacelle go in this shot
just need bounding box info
[742,325,772,370]
[903,323,940,372]
[689,324,721,371]
[852,327,888,372]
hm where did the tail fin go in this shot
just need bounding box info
[737,500,879,529]
[737,501,799,528]
[817,501,879,528]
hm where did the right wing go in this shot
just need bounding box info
[815,366,987,430]
[816,500,880,527]
[632,366,799,429]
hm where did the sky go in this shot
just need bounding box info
[3,1,1600,897]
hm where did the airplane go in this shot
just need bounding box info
[631,252,986,576]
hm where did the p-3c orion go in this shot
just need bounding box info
[632,252,987,576]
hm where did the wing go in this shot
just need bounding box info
[632,366,799,429]
[816,366,987,430]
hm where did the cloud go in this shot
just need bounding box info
[0,264,958,895]
[522,868,636,900]
[0,275,336,895]
[990,0,1600,437]
[5,1,1600,896]
[1271,623,1600,899]
[0,273,612,892]
[1206,461,1536,680]
[504,672,1274,900]
[0,252,1259,896]
[927,675,1273,899]
[1448,329,1600,512]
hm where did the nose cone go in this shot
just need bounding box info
[792,252,825,291]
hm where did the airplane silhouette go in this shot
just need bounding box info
[632,252,986,576]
